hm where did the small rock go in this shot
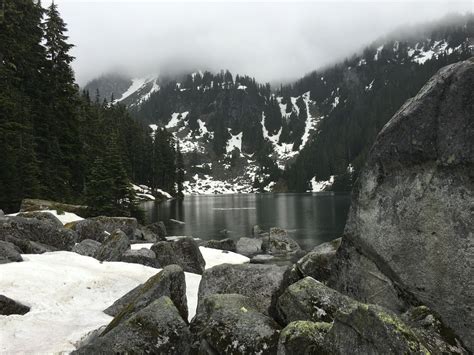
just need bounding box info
[120,248,160,268]
[0,240,23,264]
[104,264,188,324]
[276,276,358,325]
[201,238,236,252]
[236,237,262,256]
[74,297,191,354]
[191,294,280,354]
[277,320,330,355]
[252,224,263,236]
[72,239,102,258]
[152,237,205,274]
[0,295,30,315]
[262,228,301,256]
[95,229,130,262]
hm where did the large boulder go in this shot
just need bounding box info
[0,240,23,264]
[277,277,358,325]
[2,235,57,254]
[20,198,88,216]
[0,295,30,315]
[104,264,187,324]
[329,59,474,349]
[94,229,130,262]
[142,221,167,242]
[236,237,262,256]
[151,237,205,274]
[69,216,139,243]
[16,211,63,228]
[323,304,430,354]
[0,216,76,250]
[277,320,330,355]
[191,294,281,354]
[197,263,292,318]
[72,239,102,258]
[296,238,341,282]
[120,248,160,268]
[74,297,191,354]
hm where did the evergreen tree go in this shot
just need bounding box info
[176,142,185,199]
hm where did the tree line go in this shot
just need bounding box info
[0,1,184,216]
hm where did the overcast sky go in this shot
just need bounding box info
[49,1,473,86]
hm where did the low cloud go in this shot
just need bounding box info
[51,1,472,85]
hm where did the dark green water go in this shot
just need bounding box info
[142,192,351,250]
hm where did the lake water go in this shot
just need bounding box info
[142,192,351,251]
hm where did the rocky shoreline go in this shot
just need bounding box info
[1,58,473,353]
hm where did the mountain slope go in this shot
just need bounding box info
[84,14,473,194]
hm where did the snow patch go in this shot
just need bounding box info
[309,175,335,192]
[226,130,242,153]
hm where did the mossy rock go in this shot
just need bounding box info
[278,320,331,355]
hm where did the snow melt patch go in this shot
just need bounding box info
[226,130,242,153]
[309,175,335,192]
[115,78,147,103]
[166,111,189,129]
[0,247,249,353]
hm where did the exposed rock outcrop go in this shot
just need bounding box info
[197,263,291,318]
[104,265,188,324]
[329,58,474,350]
[74,297,191,354]
[191,294,281,354]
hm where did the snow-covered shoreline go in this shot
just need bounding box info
[0,247,249,353]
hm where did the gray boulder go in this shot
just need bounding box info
[2,235,57,254]
[250,254,275,264]
[74,297,191,355]
[16,211,63,228]
[191,294,281,354]
[201,238,236,252]
[104,264,187,325]
[198,263,291,318]
[329,59,474,349]
[120,248,160,268]
[401,306,467,354]
[20,198,88,216]
[151,237,205,274]
[141,221,167,242]
[236,237,262,256]
[262,228,301,255]
[277,277,358,325]
[323,304,430,354]
[72,239,102,258]
[0,295,30,315]
[296,238,341,282]
[70,216,138,243]
[94,230,130,262]
[277,320,330,355]
[0,240,23,264]
[0,216,76,250]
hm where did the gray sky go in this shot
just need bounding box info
[49,1,473,86]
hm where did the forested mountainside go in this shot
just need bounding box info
[0,1,182,214]
[86,14,473,193]
[283,14,474,191]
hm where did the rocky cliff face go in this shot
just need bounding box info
[329,58,474,350]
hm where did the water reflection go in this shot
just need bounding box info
[142,192,351,250]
